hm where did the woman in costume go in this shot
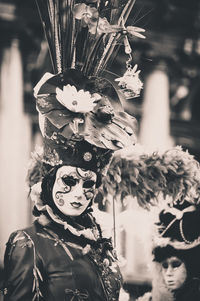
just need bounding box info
[137,204,200,301]
[133,148,200,301]
[2,0,145,300]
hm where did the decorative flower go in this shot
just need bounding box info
[56,84,101,113]
[73,4,115,35]
[115,64,143,98]
[99,23,145,52]
[93,18,146,38]
[94,17,112,35]
[125,26,146,39]
[101,24,145,38]
[73,3,99,28]
[73,4,146,42]
[102,22,145,55]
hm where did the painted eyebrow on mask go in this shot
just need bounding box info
[61,175,78,187]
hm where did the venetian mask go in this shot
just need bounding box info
[161,256,187,292]
[52,166,97,216]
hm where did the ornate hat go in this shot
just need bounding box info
[150,148,200,252]
[29,0,145,186]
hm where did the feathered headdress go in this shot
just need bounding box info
[130,147,200,301]
[29,0,145,187]
[102,145,200,249]
[102,146,200,207]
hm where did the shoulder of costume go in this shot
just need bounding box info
[6,226,36,245]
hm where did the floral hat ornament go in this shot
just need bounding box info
[30,0,144,187]
[115,64,143,99]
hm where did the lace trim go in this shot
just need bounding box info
[36,204,100,241]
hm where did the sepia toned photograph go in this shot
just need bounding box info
[0,0,200,300]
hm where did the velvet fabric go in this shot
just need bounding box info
[3,220,122,301]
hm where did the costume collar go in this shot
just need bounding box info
[35,203,100,241]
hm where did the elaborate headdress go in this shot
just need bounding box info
[101,145,200,247]
[109,146,200,301]
[147,148,200,301]
[149,147,200,252]
[29,0,145,187]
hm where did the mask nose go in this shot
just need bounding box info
[72,182,84,198]
[165,265,174,276]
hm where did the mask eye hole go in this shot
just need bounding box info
[162,260,182,269]
[171,260,182,268]
[62,176,77,187]
[83,180,96,189]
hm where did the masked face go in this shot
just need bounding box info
[161,256,187,292]
[52,166,97,216]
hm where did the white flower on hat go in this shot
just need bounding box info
[56,84,101,113]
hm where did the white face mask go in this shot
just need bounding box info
[52,166,97,217]
[161,256,187,292]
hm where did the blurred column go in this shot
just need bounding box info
[117,197,152,284]
[0,39,32,262]
[139,61,174,151]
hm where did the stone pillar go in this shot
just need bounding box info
[0,40,32,262]
[139,61,174,151]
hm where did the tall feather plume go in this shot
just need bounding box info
[35,0,136,76]
[36,0,76,73]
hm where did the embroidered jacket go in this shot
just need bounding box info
[3,220,122,301]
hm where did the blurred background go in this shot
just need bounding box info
[0,0,200,299]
